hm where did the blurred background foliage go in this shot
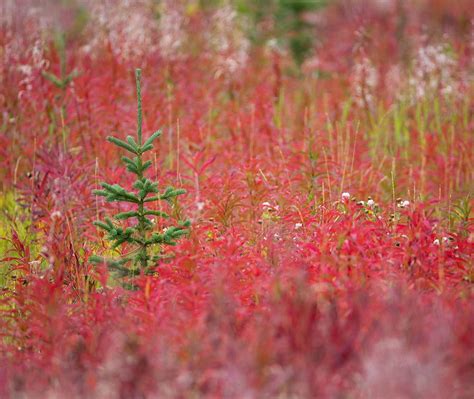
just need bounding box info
[54,0,331,65]
[32,0,474,69]
[232,0,330,65]
[19,0,473,69]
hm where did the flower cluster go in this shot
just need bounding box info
[157,0,188,61]
[206,4,250,79]
[81,0,158,63]
[406,41,460,101]
[351,55,379,108]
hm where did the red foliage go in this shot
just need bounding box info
[0,0,473,397]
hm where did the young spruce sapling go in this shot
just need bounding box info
[90,69,190,281]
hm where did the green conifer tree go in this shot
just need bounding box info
[90,69,189,282]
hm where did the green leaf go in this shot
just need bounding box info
[173,189,186,196]
[63,70,79,87]
[89,255,105,264]
[41,71,64,88]
[144,210,169,218]
[141,160,152,172]
[147,233,164,245]
[93,220,113,231]
[115,211,140,220]
[160,187,186,201]
[122,156,140,174]
[126,136,139,150]
[143,196,160,203]
[143,130,162,147]
[125,164,139,174]
[180,219,191,227]
[93,189,108,197]
[121,156,136,165]
[107,136,139,154]
[100,183,140,203]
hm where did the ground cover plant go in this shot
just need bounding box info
[0,0,473,398]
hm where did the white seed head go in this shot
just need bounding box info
[398,200,410,209]
[51,210,62,220]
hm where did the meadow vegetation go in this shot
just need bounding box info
[0,0,473,397]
